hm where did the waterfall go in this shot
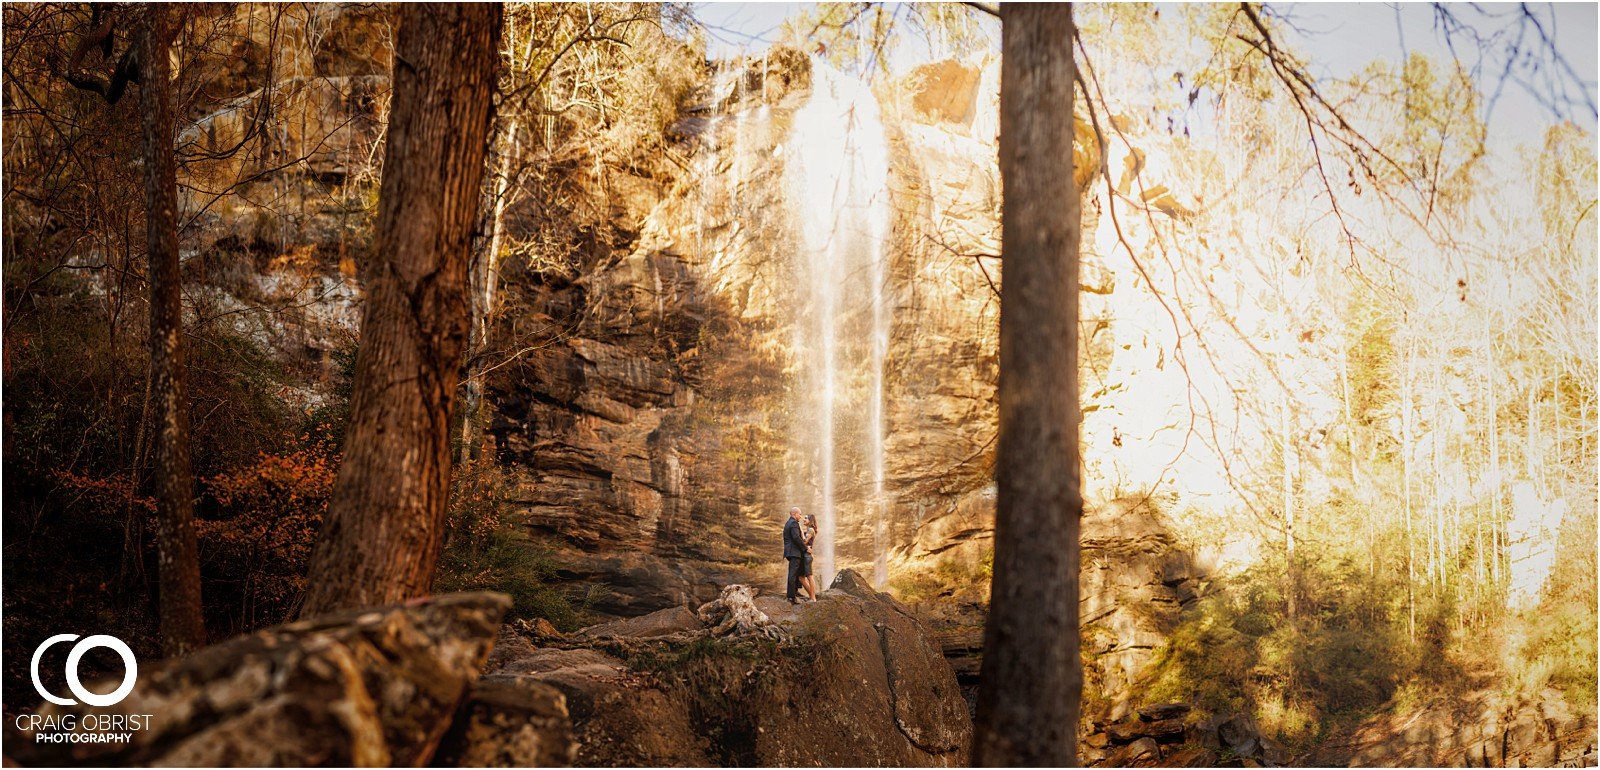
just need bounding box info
[786,59,894,588]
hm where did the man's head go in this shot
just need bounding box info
[789,506,802,521]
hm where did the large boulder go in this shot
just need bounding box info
[1080,703,1285,768]
[487,644,712,767]
[9,592,511,767]
[489,570,973,767]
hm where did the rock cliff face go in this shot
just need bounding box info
[179,5,394,408]
[470,50,1014,610]
[478,53,814,610]
[460,52,1213,739]
[172,16,1039,624]
[1080,500,1209,723]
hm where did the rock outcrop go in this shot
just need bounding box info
[1329,686,1596,768]
[9,592,511,767]
[912,498,1209,723]
[1079,704,1288,768]
[1079,499,1209,722]
[433,676,577,768]
[482,570,973,767]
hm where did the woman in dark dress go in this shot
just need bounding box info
[799,514,819,601]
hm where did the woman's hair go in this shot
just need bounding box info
[805,514,817,526]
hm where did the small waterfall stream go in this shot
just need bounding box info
[786,59,894,588]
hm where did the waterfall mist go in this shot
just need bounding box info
[786,59,894,588]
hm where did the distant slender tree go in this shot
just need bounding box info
[300,3,503,616]
[974,4,1082,766]
[138,5,207,657]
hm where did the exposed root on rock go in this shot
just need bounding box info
[696,584,788,640]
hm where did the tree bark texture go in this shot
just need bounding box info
[139,5,207,657]
[974,4,1083,766]
[300,4,502,617]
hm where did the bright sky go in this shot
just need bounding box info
[690,2,1599,149]
[1274,3,1598,149]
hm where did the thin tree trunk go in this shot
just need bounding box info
[1486,320,1501,587]
[1440,366,1452,589]
[974,5,1082,766]
[1403,333,1416,643]
[461,117,520,461]
[1281,386,1296,619]
[1527,371,1538,495]
[1340,351,1373,577]
[300,3,502,617]
[140,5,206,657]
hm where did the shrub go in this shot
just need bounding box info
[200,446,337,632]
[1140,549,1410,747]
[1515,503,1598,715]
[434,460,584,630]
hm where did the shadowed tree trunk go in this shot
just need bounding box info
[974,4,1082,766]
[300,3,503,617]
[139,4,206,657]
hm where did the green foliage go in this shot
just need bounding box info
[888,547,992,604]
[1514,504,1599,714]
[434,460,584,630]
[1142,550,1410,747]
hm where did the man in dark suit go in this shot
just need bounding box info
[783,506,808,603]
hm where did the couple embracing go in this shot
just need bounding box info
[783,506,819,604]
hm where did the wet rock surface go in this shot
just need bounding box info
[9,592,511,767]
[487,570,972,767]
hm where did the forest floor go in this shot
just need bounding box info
[1297,669,1596,767]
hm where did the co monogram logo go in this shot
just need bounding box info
[29,634,138,707]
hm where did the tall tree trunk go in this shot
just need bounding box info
[140,5,206,657]
[300,4,502,617]
[974,5,1082,766]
